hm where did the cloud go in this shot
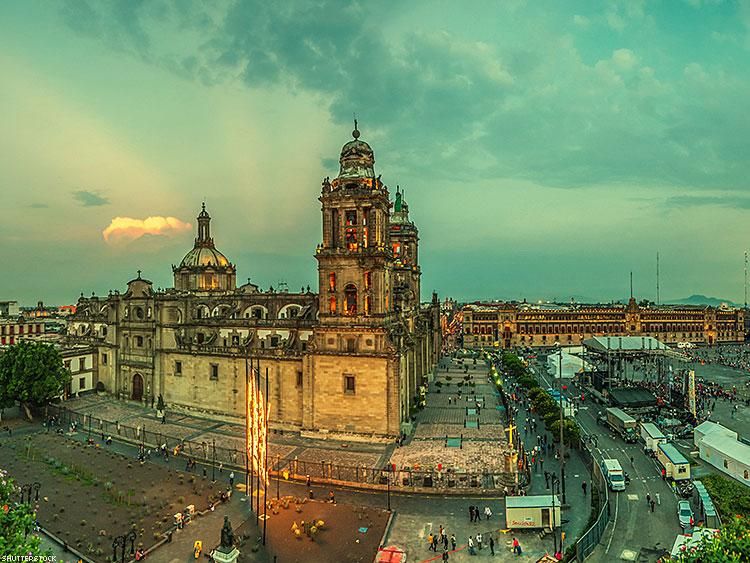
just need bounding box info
[572,14,590,28]
[102,216,192,244]
[663,194,750,209]
[29,202,49,208]
[73,189,110,206]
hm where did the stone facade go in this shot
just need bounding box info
[67,124,441,438]
[463,298,745,349]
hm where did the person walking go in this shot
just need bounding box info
[432,534,439,552]
[484,506,492,520]
[428,533,435,551]
[442,533,449,551]
[229,471,235,488]
[442,549,449,562]
[582,480,587,495]
[450,534,456,551]
[650,499,656,512]
[512,537,521,555]
[646,493,651,506]
[489,536,495,556]
[476,532,482,550]
[467,537,476,556]
[544,471,550,489]
[469,505,475,522]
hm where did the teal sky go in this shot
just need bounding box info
[2,0,750,305]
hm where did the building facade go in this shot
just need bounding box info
[68,125,440,438]
[0,317,46,346]
[462,298,744,349]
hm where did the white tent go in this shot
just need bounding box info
[547,351,593,379]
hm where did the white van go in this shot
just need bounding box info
[603,459,626,491]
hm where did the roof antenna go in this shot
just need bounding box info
[630,271,633,299]
[352,113,360,139]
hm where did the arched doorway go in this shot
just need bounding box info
[132,373,144,401]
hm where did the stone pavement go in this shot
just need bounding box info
[388,357,513,476]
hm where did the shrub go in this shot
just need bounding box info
[104,482,113,491]
[80,519,87,526]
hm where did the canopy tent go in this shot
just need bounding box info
[547,350,593,379]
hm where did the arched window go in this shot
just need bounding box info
[344,284,357,315]
[329,296,337,314]
[329,272,336,292]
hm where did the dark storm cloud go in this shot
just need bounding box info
[72,190,110,207]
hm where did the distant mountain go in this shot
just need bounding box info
[664,294,739,307]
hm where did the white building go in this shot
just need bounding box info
[61,345,97,397]
[694,421,750,486]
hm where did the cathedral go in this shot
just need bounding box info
[68,124,441,438]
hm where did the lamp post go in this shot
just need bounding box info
[111,530,136,563]
[386,468,392,512]
[88,413,92,440]
[551,474,559,553]
[557,344,567,505]
[212,438,216,483]
[19,482,41,504]
[276,455,281,500]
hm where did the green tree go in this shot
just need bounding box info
[0,469,45,556]
[670,516,750,562]
[0,341,71,421]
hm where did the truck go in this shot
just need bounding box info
[606,407,637,443]
[602,459,626,491]
[641,422,667,455]
[657,443,691,481]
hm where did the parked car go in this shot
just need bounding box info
[678,500,693,529]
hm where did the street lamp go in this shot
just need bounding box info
[556,344,567,505]
[111,530,136,563]
[550,474,559,553]
[212,438,216,482]
[19,482,41,504]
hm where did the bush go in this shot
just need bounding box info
[701,474,750,519]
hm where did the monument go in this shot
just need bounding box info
[211,516,240,563]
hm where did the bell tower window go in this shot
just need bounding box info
[329,273,336,292]
[329,296,337,314]
[364,271,372,290]
[344,284,357,315]
[345,210,358,251]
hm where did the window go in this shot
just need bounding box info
[345,210,358,250]
[79,358,86,371]
[329,296,337,314]
[289,307,299,318]
[366,338,373,346]
[252,308,262,319]
[232,335,240,346]
[79,377,85,390]
[135,335,144,347]
[175,361,182,376]
[724,459,729,469]
[344,374,356,394]
[744,469,749,480]
[210,364,219,380]
[102,326,108,337]
[678,466,686,474]
[344,284,357,315]
[135,307,144,320]
[271,335,280,347]
[296,371,303,388]
[329,273,336,292]
[196,333,205,344]
[64,360,71,371]
[102,353,108,365]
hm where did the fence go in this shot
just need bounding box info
[574,441,611,561]
[46,404,515,492]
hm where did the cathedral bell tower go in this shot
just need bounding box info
[306,122,400,438]
[316,121,393,324]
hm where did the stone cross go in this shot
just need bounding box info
[505,422,517,447]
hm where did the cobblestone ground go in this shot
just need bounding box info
[388,357,513,476]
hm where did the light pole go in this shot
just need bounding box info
[276,455,280,499]
[557,344,567,505]
[112,530,136,563]
[551,474,559,553]
[212,438,216,483]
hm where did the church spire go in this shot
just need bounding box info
[196,203,214,247]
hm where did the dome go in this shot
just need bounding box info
[338,121,375,179]
[179,246,231,269]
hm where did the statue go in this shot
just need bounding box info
[220,516,235,549]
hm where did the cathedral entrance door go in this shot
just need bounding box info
[132,373,144,401]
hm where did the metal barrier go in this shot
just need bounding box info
[47,404,516,491]
[574,442,611,561]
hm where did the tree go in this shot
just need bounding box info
[670,516,750,562]
[0,341,71,421]
[0,469,45,556]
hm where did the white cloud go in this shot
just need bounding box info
[102,216,192,244]
[612,48,637,70]
[573,14,590,28]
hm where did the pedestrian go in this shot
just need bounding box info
[540,458,544,471]
[512,537,522,555]
[451,534,456,551]
[443,534,449,550]
[544,471,550,489]
[442,549,449,562]
[328,490,336,504]
[650,499,655,512]
[582,481,587,495]
[484,506,492,520]
[306,474,311,487]
[469,505,475,522]
[203,467,207,479]
[428,533,435,551]
[489,536,495,555]
[161,414,166,424]
[646,493,651,506]
[468,537,476,556]
[476,532,482,550]
[229,471,235,488]
[630,455,634,466]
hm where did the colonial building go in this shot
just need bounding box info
[68,124,441,438]
[0,317,46,346]
[462,298,744,349]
